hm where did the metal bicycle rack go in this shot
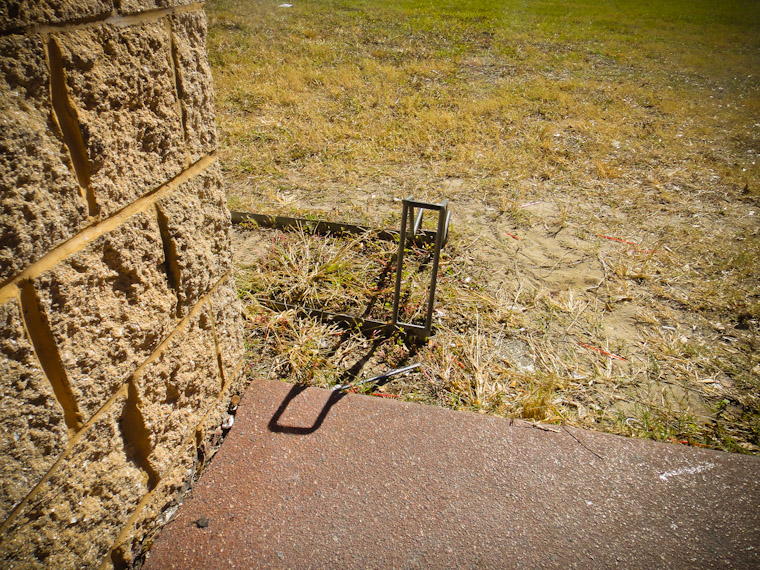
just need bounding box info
[231,196,450,340]
[391,197,451,338]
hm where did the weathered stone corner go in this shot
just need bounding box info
[0,2,247,567]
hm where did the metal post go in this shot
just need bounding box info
[424,200,448,334]
[391,199,409,325]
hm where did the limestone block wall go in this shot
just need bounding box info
[0,2,246,567]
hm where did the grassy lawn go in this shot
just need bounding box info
[206,0,760,453]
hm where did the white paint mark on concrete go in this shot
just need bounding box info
[659,462,715,482]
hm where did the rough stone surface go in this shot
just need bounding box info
[0,391,148,569]
[34,212,177,421]
[2,3,242,564]
[171,11,217,163]
[0,298,68,522]
[118,0,194,15]
[134,304,220,477]
[209,274,245,384]
[0,34,88,282]
[0,0,112,32]
[111,443,197,568]
[53,22,184,217]
[156,164,231,316]
[146,380,760,570]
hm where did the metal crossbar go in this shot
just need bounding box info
[231,197,450,339]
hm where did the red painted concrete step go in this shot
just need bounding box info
[145,379,760,569]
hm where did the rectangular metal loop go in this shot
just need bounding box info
[233,197,450,340]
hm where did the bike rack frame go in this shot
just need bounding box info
[232,196,450,340]
[391,197,451,338]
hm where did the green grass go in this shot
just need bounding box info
[208,0,759,186]
[209,0,760,453]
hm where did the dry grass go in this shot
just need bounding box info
[212,0,760,453]
[236,225,439,323]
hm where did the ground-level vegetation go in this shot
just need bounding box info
[207,0,760,453]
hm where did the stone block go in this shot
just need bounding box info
[156,164,232,316]
[171,10,218,162]
[34,212,177,421]
[0,298,69,522]
[209,273,245,385]
[134,304,221,477]
[0,0,112,33]
[0,34,88,281]
[0,392,148,569]
[118,0,194,15]
[110,442,196,568]
[52,22,185,217]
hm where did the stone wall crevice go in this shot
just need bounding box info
[0,33,90,283]
[167,19,191,166]
[105,439,196,570]
[0,386,148,567]
[0,12,111,37]
[46,36,98,217]
[104,351,245,568]
[129,268,233,379]
[0,153,216,301]
[170,11,218,163]
[1,264,235,537]
[17,282,84,433]
[120,381,160,491]
[1,258,234,528]
[155,204,184,315]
